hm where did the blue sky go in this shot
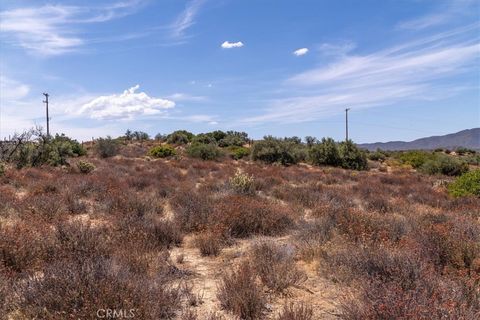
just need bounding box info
[0,0,479,143]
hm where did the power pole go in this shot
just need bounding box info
[345,108,350,141]
[43,93,50,137]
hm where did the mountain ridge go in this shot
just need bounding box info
[358,128,480,151]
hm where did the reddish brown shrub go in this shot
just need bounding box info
[214,195,294,238]
[217,261,267,320]
[14,257,182,319]
[171,190,214,232]
[276,303,314,320]
[194,231,223,256]
[250,240,306,294]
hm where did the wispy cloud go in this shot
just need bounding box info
[165,93,208,102]
[243,24,480,124]
[78,85,175,120]
[169,0,205,39]
[293,48,309,56]
[0,1,143,55]
[397,0,478,30]
[180,114,218,125]
[221,41,244,49]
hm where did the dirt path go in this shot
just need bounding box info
[170,235,342,319]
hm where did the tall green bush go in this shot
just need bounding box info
[308,138,341,166]
[251,136,306,165]
[95,137,118,158]
[338,140,368,170]
[166,130,194,145]
[186,142,223,160]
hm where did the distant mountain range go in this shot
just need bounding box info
[359,128,480,151]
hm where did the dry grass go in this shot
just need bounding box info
[1,144,479,319]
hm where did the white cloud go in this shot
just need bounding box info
[78,85,175,120]
[169,0,205,39]
[0,76,30,101]
[0,1,142,55]
[242,25,480,124]
[293,48,309,56]
[221,41,244,49]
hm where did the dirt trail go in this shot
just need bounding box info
[169,235,342,319]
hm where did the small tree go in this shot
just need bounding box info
[338,140,368,170]
[308,138,340,166]
[95,136,118,158]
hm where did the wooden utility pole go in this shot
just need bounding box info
[345,108,350,141]
[43,93,50,137]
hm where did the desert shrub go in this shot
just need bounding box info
[448,169,480,197]
[218,261,267,320]
[276,303,314,320]
[0,222,57,273]
[229,169,255,195]
[250,240,306,293]
[76,160,95,173]
[295,217,336,261]
[186,142,223,160]
[308,137,341,166]
[228,146,250,160]
[148,144,176,158]
[95,136,118,158]
[193,133,217,144]
[338,140,368,170]
[167,130,194,145]
[171,190,214,232]
[0,162,4,176]
[339,276,479,320]
[154,133,167,141]
[14,257,182,319]
[420,154,468,176]
[456,147,476,155]
[218,131,249,147]
[194,231,223,256]
[214,195,294,238]
[252,136,306,165]
[367,150,387,161]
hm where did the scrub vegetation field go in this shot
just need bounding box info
[1,129,479,319]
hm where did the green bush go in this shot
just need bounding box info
[77,160,95,174]
[420,155,468,176]
[308,138,341,166]
[192,133,216,145]
[148,145,176,158]
[228,146,250,160]
[166,130,194,145]
[251,136,306,165]
[218,131,249,147]
[95,137,118,158]
[397,151,434,168]
[0,162,5,176]
[338,140,368,170]
[367,150,387,162]
[186,142,223,160]
[4,131,86,168]
[448,170,480,197]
